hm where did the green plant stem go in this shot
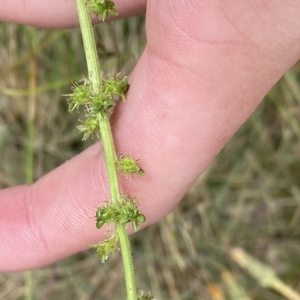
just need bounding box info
[75,0,102,87]
[25,272,32,300]
[117,225,137,298]
[75,1,137,299]
[25,26,38,300]
[97,116,121,201]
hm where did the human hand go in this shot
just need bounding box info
[1,0,300,272]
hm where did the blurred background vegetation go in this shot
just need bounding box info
[0,16,300,300]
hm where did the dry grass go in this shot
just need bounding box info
[0,17,300,300]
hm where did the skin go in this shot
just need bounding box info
[1,0,300,272]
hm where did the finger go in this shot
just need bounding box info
[1,0,300,272]
[0,0,146,28]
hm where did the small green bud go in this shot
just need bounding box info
[117,155,145,177]
[68,84,91,111]
[91,92,114,115]
[96,219,105,229]
[138,293,155,300]
[132,220,139,231]
[91,235,119,263]
[97,250,108,263]
[136,214,146,224]
[101,211,110,221]
[101,206,115,222]
[86,0,117,22]
[126,208,135,219]
[77,117,99,140]
[96,208,102,220]
[104,76,129,101]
